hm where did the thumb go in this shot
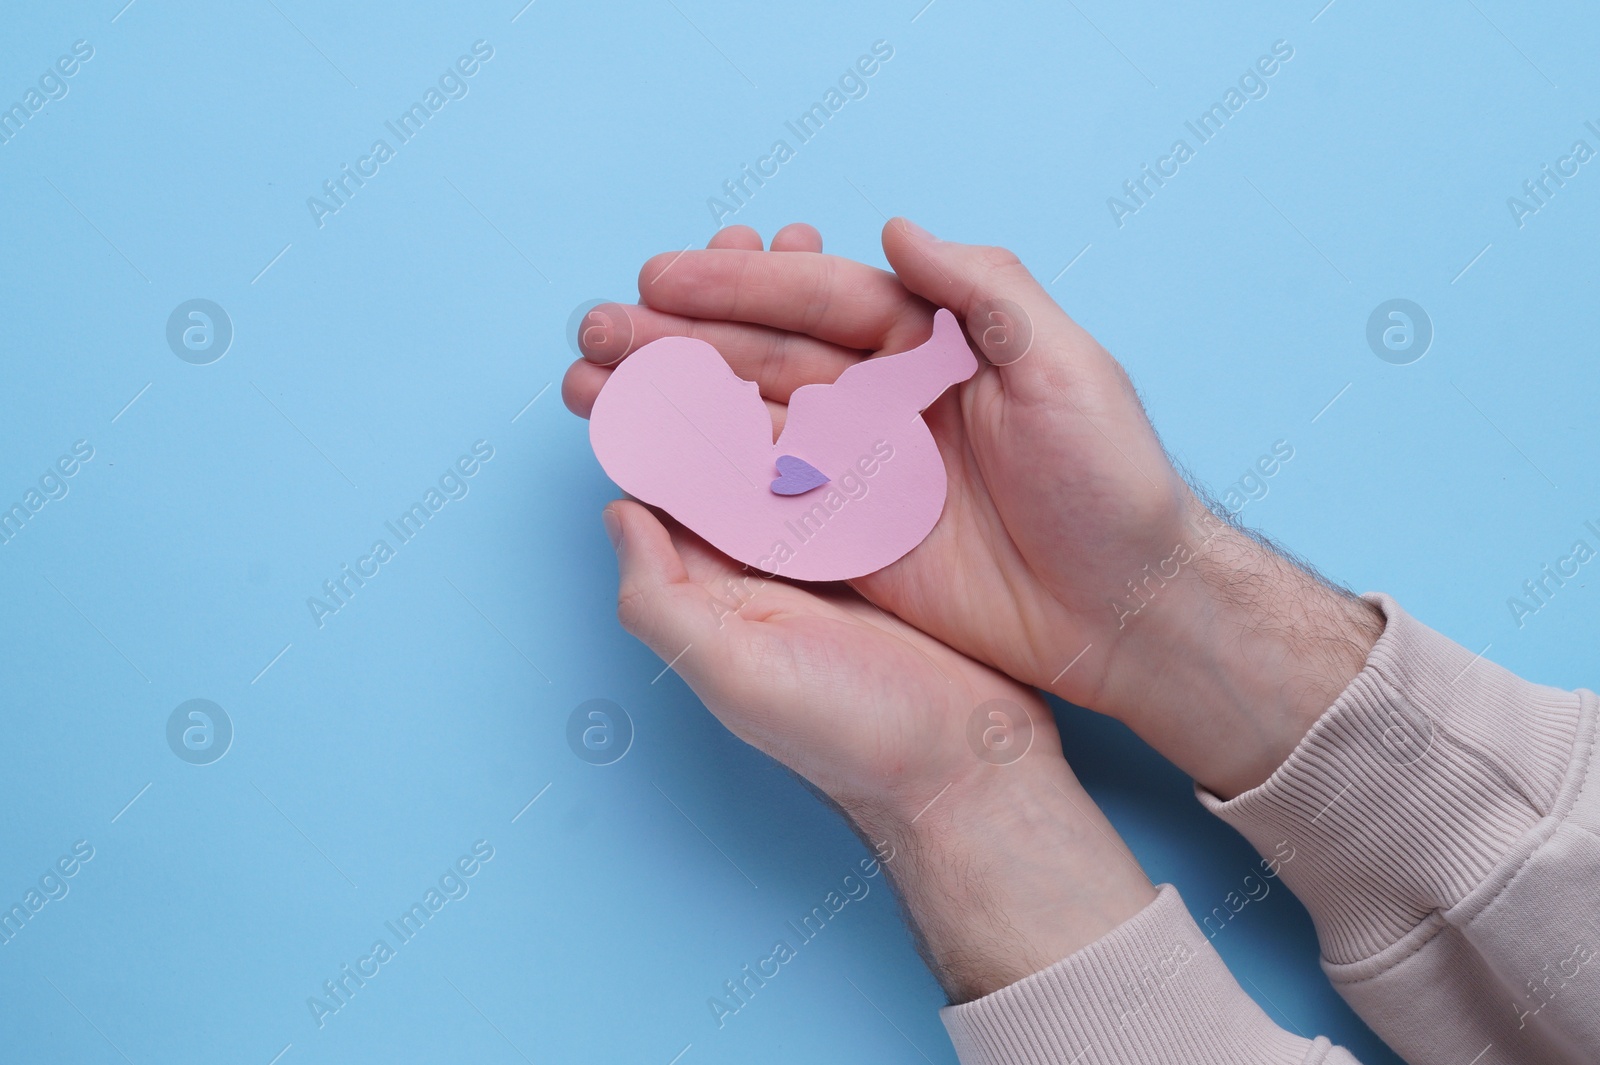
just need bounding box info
[604,501,725,684]
[606,500,699,649]
[881,218,1106,391]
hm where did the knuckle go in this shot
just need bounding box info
[615,583,650,633]
[799,257,838,334]
[964,245,1036,307]
[762,333,790,395]
[975,244,1023,271]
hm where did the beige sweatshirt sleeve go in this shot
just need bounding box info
[940,883,1362,1064]
[942,594,1598,1064]
[1199,594,1598,1064]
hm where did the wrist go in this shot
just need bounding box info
[849,754,1155,1003]
[1093,500,1384,798]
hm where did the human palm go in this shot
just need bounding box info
[602,498,1060,814]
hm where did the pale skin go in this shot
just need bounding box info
[564,220,1383,1002]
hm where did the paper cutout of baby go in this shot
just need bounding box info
[589,308,979,581]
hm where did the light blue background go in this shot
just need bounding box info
[3,1,1596,1062]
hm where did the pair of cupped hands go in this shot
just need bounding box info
[562,220,1382,1000]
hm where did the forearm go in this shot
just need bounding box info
[817,550,1379,1062]
[847,754,1155,1004]
[1044,484,1600,1062]
[1087,498,1384,799]
[850,748,1363,1064]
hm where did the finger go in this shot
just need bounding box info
[656,508,781,598]
[880,218,1110,396]
[637,249,916,350]
[562,357,608,418]
[634,495,1010,696]
[619,500,824,628]
[568,354,790,438]
[577,303,861,399]
[707,225,764,251]
[770,223,822,253]
[606,501,726,660]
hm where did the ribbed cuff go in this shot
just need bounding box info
[940,885,1345,1065]
[1199,593,1583,964]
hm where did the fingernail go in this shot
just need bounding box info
[602,506,622,550]
[898,217,937,241]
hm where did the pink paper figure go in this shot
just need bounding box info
[589,308,978,581]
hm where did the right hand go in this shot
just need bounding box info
[565,221,1381,796]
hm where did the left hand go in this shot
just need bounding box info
[602,497,1154,1000]
[602,497,1051,818]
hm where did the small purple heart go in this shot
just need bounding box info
[770,454,830,496]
